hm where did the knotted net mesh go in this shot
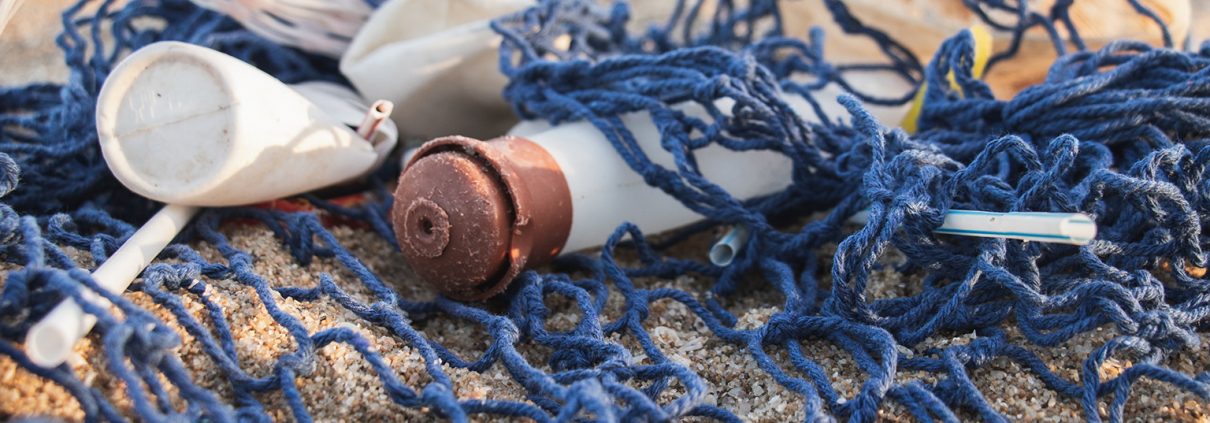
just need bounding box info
[1,0,1209,421]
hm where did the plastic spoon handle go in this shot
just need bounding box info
[25,204,199,367]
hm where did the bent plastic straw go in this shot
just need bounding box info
[848,209,1097,245]
[25,42,396,367]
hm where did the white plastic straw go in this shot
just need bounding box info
[356,100,394,142]
[25,204,198,367]
[709,225,751,267]
[848,209,1097,245]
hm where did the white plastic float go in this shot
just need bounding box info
[25,41,397,367]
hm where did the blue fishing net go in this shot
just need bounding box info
[1,0,1208,421]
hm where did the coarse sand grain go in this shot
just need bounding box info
[3,221,1208,422]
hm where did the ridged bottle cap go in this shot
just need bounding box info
[392,135,572,300]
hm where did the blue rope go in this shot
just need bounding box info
[0,0,1208,422]
[491,0,1210,421]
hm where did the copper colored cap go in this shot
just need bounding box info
[393,135,572,300]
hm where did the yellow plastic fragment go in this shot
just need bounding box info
[901,24,992,133]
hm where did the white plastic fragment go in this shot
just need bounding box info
[190,0,375,57]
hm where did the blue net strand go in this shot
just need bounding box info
[491,0,1210,421]
[1,0,1209,421]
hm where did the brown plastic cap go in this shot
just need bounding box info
[392,135,573,300]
